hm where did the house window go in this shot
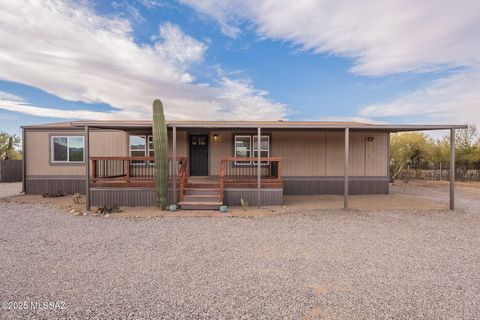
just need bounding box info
[129,135,147,157]
[253,136,270,164]
[234,134,270,165]
[234,135,251,165]
[234,135,251,158]
[51,136,85,163]
[129,135,156,164]
[253,136,270,158]
[148,136,154,157]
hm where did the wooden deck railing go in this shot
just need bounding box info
[219,157,283,194]
[178,158,188,202]
[90,156,187,186]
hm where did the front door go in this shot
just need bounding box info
[189,134,209,176]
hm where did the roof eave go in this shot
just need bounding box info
[66,121,468,131]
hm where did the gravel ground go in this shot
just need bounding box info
[0,182,22,198]
[1,182,479,319]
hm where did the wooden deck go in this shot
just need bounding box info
[89,157,283,209]
[89,157,283,189]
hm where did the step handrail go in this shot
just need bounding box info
[178,158,188,202]
[219,159,226,204]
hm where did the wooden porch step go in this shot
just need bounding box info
[185,183,220,188]
[183,195,222,203]
[178,201,223,210]
[184,188,220,196]
[180,176,223,209]
[184,194,221,198]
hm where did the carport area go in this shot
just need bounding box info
[285,193,445,210]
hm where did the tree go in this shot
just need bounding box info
[0,131,21,160]
[390,132,433,180]
[455,125,480,164]
[429,137,450,164]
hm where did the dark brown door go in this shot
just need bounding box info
[189,134,209,176]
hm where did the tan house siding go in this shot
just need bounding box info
[349,133,366,176]
[26,129,130,176]
[90,131,128,157]
[25,128,388,178]
[25,130,86,176]
[271,131,326,176]
[365,132,388,176]
[210,131,232,175]
[168,130,188,158]
[325,132,345,176]
[271,131,388,177]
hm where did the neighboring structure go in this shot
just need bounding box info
[0,159,22,182]
[22,121,466,210]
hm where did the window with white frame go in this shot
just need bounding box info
[51,136,85,163]
[129,135,148,157]
[234,134,270,165]
[234,135,251,158]
[148,136,154,157]
[253,136,270,158]
[129,135,155,164]
[253,135,270,164]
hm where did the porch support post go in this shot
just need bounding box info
[450,128,455,210]
[21,127,26,193]
[172,126,177,204]
[344,128,349,210]
[257,127,261,208]
[85,125,90,211]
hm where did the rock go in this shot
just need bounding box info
[82,212,88,216]
[105,214,110,218]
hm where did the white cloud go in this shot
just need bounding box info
[179,0,241,37]
[181,0,480,76]
[312,116,387,125]
[135,0,166,9]
[0,91,121,120]
[0,0,286,121]
[153,22,207,79]
[182,0,477,126]
[360,70,480,125]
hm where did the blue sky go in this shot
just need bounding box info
[1,0,479,137]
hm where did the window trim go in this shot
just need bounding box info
[253,135,270,156]
[128,135,148,157]
[233,134,271,166]
[253,135,270,165]
[129,134,155,165]
[50,135,85,164]
[234,135,252,165]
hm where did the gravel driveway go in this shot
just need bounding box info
[0,182,22,198]
[1,182,479,319]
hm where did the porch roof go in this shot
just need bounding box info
[24,120,467,132]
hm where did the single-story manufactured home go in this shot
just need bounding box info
[21,120,466,210]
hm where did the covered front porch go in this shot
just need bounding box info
[75,120,464,211]
[88,155,283,209]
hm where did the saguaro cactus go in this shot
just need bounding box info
[152,99,168,210]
